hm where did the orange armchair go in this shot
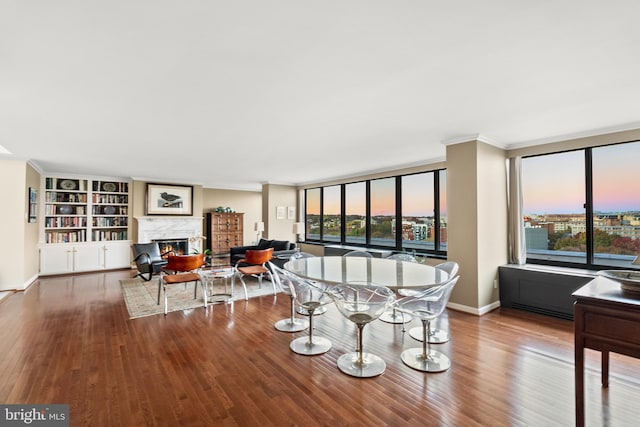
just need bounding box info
[159,253,206,315]
[235,248,276,299]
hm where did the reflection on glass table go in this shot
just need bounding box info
[200,267,235,303]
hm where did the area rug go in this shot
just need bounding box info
[120,275,278,319]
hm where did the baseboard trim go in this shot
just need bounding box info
[447,300,500,316]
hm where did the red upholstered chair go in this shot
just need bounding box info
[159,253,206,315]
[235,248,276,299]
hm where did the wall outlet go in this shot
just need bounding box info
[493,279,498,289]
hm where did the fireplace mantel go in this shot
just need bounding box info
[135,216,204,253]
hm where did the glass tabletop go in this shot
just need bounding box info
[284,256,449,291]
[200,267,235,278]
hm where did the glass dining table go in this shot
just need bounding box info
[283,255,450,291]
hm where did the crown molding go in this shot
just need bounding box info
[505,121,640,150]
[130,175,205,186]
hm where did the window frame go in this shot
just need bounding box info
[304,169,447,257]
[522,141,640,271]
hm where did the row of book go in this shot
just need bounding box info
[92,218,128,227]
[93,230,128,241]
[44,230,87,243]
[91,194,128,204]
[45,217,87,228]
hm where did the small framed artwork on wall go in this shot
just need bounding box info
[276,206,285,220]
[28,187,37,223]
[287,206,295,220]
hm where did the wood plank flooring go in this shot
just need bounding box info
[1,270,639,426]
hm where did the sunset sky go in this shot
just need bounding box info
[307,171,447,217]
[522,141,640,214]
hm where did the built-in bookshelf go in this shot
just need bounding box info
[91,180,129,241]
[43,177,129,244]
[44,178,89,243]
[40,176,132,275]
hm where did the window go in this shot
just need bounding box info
[304,169,447,256]
[323,185,341,242]
[370,178,396,247]
[345,182,366,244]
[439,170,448,251]
[521,140,640,269]
[592,142,640,267]
[305,188,320,240]
[401,173,435,251]
[522,150,586,264]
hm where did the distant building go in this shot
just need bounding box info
[538,222,555,234]
[412,223,428,240]
[525,227,548,250]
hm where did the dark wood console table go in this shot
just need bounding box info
[573,276,640,426]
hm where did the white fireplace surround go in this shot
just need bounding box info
[136,216,204,253]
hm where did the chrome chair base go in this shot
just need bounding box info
[290,336,332,356]
[337,352,386,378]
[274,317,309,333]
[379,309,412,324]
[408,326,450,343]
[401,348,451,372]
[296,305,328,316]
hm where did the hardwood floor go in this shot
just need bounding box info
[1,270,639,426]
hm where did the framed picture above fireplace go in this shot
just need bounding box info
[146,183,193,216]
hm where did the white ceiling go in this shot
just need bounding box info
[2,1,640,191]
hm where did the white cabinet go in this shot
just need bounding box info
[39,241,132,275]
[100,241,132,270]
[40,244,101,275]
[39,245,74,274]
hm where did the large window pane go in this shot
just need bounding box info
[345,182,366,244]
[439,170,448,251]
[401,173,434,251]
[306,188,320,240]
[370,178,396,246]
[323,185,341,242]
[592,142,640,268]
[522,151,586,264]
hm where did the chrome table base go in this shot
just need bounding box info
[379,309,411,324]
[400,348,451,372]
[290,336,332,356]
[274,317,309,333]
[337,352,386,378]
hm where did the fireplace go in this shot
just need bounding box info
[153,238,189,257]
[135,216,204,254]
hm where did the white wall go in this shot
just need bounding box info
[203,188,262,245]
[0,159,27,290]
[262,184,298,243]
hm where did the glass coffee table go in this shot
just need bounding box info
[200,267,236,303]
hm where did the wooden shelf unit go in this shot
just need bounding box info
[206,212,244,255]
